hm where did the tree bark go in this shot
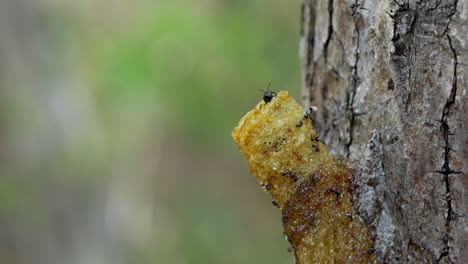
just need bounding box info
[300,0,467,263]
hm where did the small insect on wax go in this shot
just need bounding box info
[232,91,376,264]
[261,82,277,104]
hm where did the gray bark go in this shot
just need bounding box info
[300,0,467,263]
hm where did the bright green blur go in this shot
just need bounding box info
[0,0,301,263]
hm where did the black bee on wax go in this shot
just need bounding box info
[261,82,277,104]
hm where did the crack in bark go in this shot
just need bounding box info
[436,3,458,260]
[392,0,405,7]
[405,12,417,111]
[390,3,418,111]
[442,0,458,37]
[323,0,334,61]
[306,0,316,67]
[390,3,415,46]
[304,0,318,104]
[346,27,360,157]
[350,0,360,17]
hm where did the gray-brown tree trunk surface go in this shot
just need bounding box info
[300,0,467,263]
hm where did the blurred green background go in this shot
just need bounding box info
[0,0,301,263]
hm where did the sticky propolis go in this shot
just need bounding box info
[232,91,376,263]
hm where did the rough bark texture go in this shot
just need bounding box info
[300,0,467,263]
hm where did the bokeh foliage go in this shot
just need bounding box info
[86,0,301,149]
[0,0,301,263]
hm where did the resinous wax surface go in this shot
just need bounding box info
[232,91,376,264]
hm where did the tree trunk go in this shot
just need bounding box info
[300,0,467,263]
